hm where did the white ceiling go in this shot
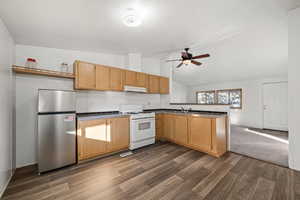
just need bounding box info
[0,0,297,56]
[171,22,288,86]
[166,0,295,85]
[0,0,298,85]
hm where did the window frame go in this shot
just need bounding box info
[196,88,243,109]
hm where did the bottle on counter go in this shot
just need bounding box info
[25,58,38,69]
[61,62,69,73]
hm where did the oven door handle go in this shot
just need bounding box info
[132,117,155,120]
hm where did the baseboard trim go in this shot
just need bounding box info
[0,169,15,198]
[16,162,37,169]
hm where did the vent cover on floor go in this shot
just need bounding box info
[120,151,133,157]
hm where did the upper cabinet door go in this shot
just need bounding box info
[110,68,124,91]
[160,77,170,94]
[124,70,137,86]
[96,65,110,90]
[148,75,160,93]
[136,72,148,88]
[75,61,96,90]
[189,116,212,152]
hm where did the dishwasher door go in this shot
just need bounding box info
[38,113,76,173]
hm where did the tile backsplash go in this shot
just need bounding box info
[76,90,162,113]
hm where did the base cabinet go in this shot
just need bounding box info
[77,119,107,160]
[77,117,129,161]
[107,117,130,152]
[163,114,175,141]
[155,114,164,140]
[189,116,212,152]
[174,115,188,145]
[157,114,227,157]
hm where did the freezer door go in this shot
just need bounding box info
[38,90,76,113]
[38,113,76,173]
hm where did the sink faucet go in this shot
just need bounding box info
[180,107,185,112]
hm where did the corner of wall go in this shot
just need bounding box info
[0,16,16,198]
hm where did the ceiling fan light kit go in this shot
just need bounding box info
[183,60,191,65]
[166,48,210,68]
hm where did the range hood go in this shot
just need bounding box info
[124,85,147,93]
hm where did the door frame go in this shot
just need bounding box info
[262,81,288,131]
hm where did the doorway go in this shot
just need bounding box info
[230,81,289,167]
[263,82,288,131]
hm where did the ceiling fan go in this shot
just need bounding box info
[166,48,210,68]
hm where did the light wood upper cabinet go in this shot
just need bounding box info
[125,71,148,89]
[74,61,96,90]
[107,117,129,152]
[148,75,160,94]
[136,72,148,88]
[124,70,137,86]
[74,60,168,93]
[96,65,110,90]
[160,77,169,94]
[110,68,124,91]
[77,119,108,160]
[174,115,188,145]
[189,116,212,152]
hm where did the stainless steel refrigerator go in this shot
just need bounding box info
[38,89,76,173]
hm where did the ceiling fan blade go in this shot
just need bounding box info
[191,60,202,66]
[166,59,182,62]
[192,54,210,60]
[176,62,184,68]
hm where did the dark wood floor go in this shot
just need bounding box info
[2,142,300,200]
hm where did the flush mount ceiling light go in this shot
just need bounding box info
[123,8,142,27]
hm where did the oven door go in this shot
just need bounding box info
[130,118,155,142]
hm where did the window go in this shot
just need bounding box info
[196,91,216,104]
[229,89,242,109]
[196,88,242,109]
[217,90,230,104]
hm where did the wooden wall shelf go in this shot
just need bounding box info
[12,65,75,79]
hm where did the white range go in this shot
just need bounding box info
[120,105,156,150]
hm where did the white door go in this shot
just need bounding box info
[263,82,288,131]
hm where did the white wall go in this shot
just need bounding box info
[188,77,287,128]
[15,75,74,167]
[15,45,127,72]
[288,7,300,171]
[171,81,188,103]
[0,18,15,197]
[15,45,162,167]
[142,57,161,76]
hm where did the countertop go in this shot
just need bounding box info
[77,111,130,121]
[144,109,227,118]
[77,109,228,121]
